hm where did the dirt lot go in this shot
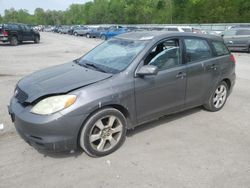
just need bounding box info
[0,32,250,188]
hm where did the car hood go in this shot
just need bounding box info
[17,62,112,103]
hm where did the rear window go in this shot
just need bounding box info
[184,38,211,62]
[212,41,230,56]
[236,30,250,35]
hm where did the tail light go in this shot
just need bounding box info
[3,31,8,37]
[230,54,236,64]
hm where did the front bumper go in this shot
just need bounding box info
[9,97,87,152]
[0,36,8,42]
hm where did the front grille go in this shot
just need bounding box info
[15,87,28,103]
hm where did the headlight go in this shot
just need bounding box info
[31,95,77,115]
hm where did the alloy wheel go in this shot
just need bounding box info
[213,84,227,109]
[89,115,123,152]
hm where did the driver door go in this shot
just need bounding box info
[134,38,187,123]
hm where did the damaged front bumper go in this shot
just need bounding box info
[8,97,87,152]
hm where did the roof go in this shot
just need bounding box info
[115,31,223,41]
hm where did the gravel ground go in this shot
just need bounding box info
[0,32,250,188]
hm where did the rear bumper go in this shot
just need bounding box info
[9,97,87,152]
[229,72,236,95]
[227,46,249,52]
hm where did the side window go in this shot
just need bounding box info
[20,25,26,31]
[236,30,250,35]
[24,25,30,30]
[145,39,181,70]
[212,41,229,56]
[167,28,178,31]
[184,38,211,63]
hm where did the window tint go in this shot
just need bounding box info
[184,38,211,62]
[236,30,250,35]
[212,41,229,56]
[146,39,181,70]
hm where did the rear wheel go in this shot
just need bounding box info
[204,81,228,112]
[10,36,18,46]
[79,108,127,157]
[86,33,91,38]
[74,32,78,36]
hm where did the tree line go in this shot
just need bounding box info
[0,0,249,25]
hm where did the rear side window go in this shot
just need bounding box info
[212,41,229,56]
[182,28,192,32]
[167,28,178,31]
[184,38,211,63]
[236,30,250,35]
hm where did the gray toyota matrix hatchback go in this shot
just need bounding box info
[9,32,236,157]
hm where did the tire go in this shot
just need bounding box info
[101,35,107,40]
[34,36,40,44]
[86,33,90,38]
[79,108,127,157]
[10,36,18,46]
[74,32,78,36]
[203,81,228,112]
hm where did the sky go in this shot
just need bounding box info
[0,0,91,15]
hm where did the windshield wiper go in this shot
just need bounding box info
[73,59,80,64]
[85,63,107,73]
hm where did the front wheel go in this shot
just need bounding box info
[34,36,40,44]
[204,81,228,112]
[86,33,90,38]
[10,36,18,46]
[79,108,127,157]
[101,35,107,40]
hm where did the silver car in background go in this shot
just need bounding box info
[73,26,91,36]
[223,29,250,52]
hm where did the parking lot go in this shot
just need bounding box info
[0,32,250,188]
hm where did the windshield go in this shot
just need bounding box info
[78,39,147,74]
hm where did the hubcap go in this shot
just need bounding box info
[213,85,227,109]
[89,115,123,152]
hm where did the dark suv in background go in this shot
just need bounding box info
[0,23,40,46]
[222,29,250,52]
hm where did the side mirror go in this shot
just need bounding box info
[136,65,159,76]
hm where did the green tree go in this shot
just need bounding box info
[34,8,46,24]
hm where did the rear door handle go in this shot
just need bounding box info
[176,72,186,79]
[211,64,217,70]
